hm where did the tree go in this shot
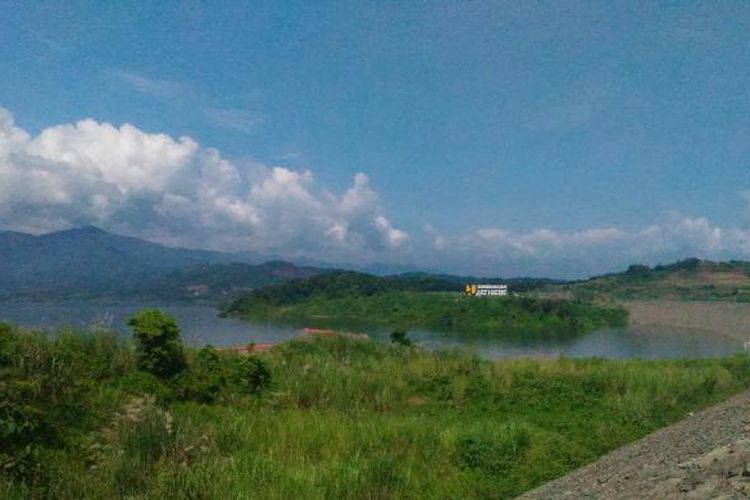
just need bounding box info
[390,330,412,347]
[241,356,271,394]
[625,264,650,276]
[127,309,186,378]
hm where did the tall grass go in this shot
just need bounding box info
[1,324,749,498]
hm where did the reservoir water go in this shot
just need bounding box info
[0,300,745,359]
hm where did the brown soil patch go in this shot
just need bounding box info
[219,328,370,355]
[301,327,338,337]
[700,270,750,286]
[218,343,274,355]
[625,300,750,343]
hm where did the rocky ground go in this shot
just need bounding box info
[519,389,750,499]
[625,300,750,344]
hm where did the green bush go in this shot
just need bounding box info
[390,330,412,346]
[238,356,272,395]
[0,323,14,366]
[175,346,226,403]
[0,328,97,484]
[128,310,187,379]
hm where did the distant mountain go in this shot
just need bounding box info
[237,254,436,277]
[138,261,327,301]
[0,225,572,301]
[0,226,324,299]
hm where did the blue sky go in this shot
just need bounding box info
[1,2,750,277]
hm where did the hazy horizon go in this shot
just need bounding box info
[2,223,736,281]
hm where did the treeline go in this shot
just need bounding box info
[593,258,750,281]
[223,272,627,333]
[222,270,562,313]
[222,271,456,312]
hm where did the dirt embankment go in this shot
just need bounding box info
[217,328,370,356]
[519,389,750,499]
[624,300,750,343]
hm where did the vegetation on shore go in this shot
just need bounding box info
[2,315,749,498]
[560,258,750,302]
[223,271,628,333]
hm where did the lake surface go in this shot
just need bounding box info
[0,300,745,359]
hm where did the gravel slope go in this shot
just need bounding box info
[625,300,750,343]
[518,389,750,499]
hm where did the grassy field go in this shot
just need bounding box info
[2,319,750,499]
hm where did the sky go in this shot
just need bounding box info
[1,1,750,278]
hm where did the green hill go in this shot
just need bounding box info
[559,258,750,302]
[223,271,627,332]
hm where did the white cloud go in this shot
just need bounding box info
[106,70,186,98]
[428,215,750,278]
[0,107,408,259]
[105,70,263,135]
[2,105,750,278]
[203,107,263,134]
[374,215,408,249]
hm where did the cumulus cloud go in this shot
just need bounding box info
[0,107,408,259]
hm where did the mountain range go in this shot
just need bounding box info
[0,226,324,300]
[4,226,742,303]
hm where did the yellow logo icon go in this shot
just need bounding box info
[464,283,477,296]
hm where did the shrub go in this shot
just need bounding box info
[175,346,226,403]
[104,397,176,495]
[127,310,187,379]
[239,356,271,395]
[0,323,13,366]
[390,330,412,346]
[0,329,93,484]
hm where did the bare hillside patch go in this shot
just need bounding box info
[625,300,750,343]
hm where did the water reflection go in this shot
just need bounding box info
[415,326,742,359]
